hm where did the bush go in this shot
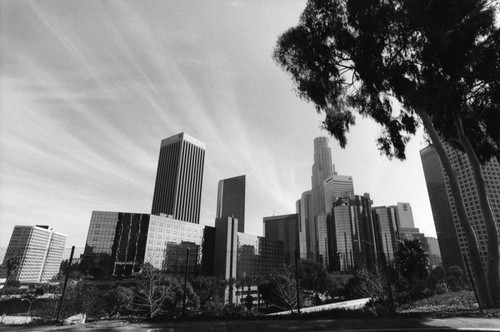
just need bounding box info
[221,303,255,317]
[5,279,21,288]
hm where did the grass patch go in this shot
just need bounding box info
[397,291,500,318]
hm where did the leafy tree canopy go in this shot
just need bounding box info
[274,0,500,161]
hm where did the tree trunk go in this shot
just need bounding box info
[417,109,493,308]
[455,116,500,307]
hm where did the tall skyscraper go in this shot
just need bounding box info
[3,225,66,283]
[151,133,206,223]
[296,190,313,259]
[216,175,246,232]
[324,174,354,212]
[372,206,398,263]
[302,137,335,262]
[311,137,334,218]
[263,213,299,266]
[420,144,500,270]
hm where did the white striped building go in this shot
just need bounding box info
[3,225,66,283]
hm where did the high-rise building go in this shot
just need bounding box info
[372,206,398,264]
[395,202,416,229]
[263,213,299,266]
[3,225,66,283]
[420,145,463,269]
[311,137,334,219]
[324,175,354,212]
[213,217,238,281]
[151,132,206,223]
[296,190,313,259]
[316,213,330,267]
[420,145,500,270]
[330,193,379,272]
[303,137,335,262]
[216,175,246,233]
[425,236,443,267]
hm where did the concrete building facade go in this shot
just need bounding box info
[3,225,66,283]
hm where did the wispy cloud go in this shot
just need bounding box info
[0,0,436,247]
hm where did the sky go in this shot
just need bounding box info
[0,0,438,249]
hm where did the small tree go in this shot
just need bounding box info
[260,266,299,312]
[6,256,20,280]
[394,239,430,299]
[134,264,176,319]
[190,276,226,314]
[102,286,134,318]
[445,265,467,291]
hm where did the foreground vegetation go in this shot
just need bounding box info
[2,239,494,325]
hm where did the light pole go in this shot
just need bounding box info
[21,298,32,322]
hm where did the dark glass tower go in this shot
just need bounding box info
[151,133,205,223]
[420,146,465,270]
[216,175,246,232]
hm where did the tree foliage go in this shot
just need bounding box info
[274,0,499,307]
[259,266,299,311]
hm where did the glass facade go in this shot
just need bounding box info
[372,207,398,264]
[112,213,150,275]
[216,175,246,232]
[331,194,378,271]
[263,213,299,266]
[84,211,119,256]
[236,233,284,279]
[144,215,215,276]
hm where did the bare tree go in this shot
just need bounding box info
[135,264,175,319]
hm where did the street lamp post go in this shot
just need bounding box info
[21,298,32,322]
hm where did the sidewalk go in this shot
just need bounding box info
[2,317,500,331]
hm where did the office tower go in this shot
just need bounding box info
[425,236,443,267]
[395,202,416,228]
[263,213,299,266]
[420,145,500,270]
[372,206,398,263]
[316,213,330,267]
[151,132,206,224]
[311,137,334,218]
[216,175,246,233]
[3,225,66,283]
[296,190,314,259]
[213,217,238,281]
[330,193,378,271]
[324,174,354,212]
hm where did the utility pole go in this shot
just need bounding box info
[294,250,301,315]
[182,247,190,316]
[56,246,75,322]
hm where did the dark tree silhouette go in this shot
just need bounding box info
[394,239,430,299]
[274,0,499,307]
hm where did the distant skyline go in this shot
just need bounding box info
[1,0,436,249]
